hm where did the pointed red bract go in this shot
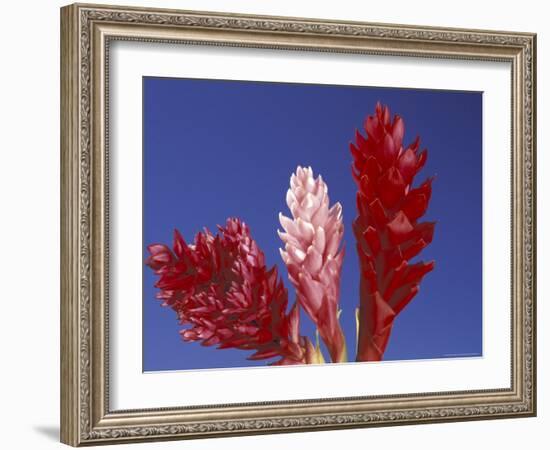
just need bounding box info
[145,218,312,365]
[351,102,436,361]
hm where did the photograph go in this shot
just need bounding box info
[142,78,483,372]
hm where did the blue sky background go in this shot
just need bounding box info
[142,77,482,372]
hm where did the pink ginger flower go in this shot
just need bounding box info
[278,166,347,362]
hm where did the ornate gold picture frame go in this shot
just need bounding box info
[60,3,536,446]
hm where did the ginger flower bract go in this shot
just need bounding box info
[146,218,315,365]
[278,166,347,362]
[350,102,435,361]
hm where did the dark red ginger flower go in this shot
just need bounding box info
[145,218,315,365]
[350,102,436,361]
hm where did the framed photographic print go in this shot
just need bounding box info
[60,3,537,446]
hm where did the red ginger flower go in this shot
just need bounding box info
[146,218,314,365]
[350,102,435,361]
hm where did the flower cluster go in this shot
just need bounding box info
[146,219,315,364]
[350,102,435,361]
[146,102,435,366]
[278,167,347,362]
